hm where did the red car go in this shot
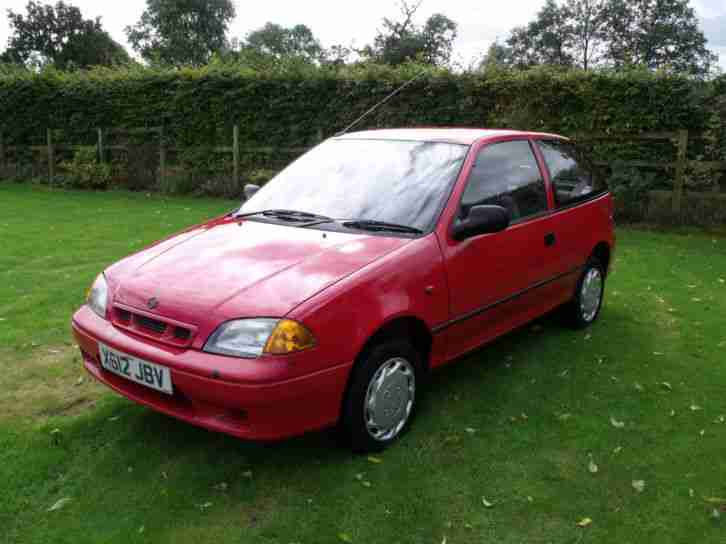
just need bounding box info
[72,129,614,452]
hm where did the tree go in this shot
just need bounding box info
[4,1,130,69]
[507,0,575,68]
[243,23,324,63]
[125,0,235,66]
[479,41,514,71]
[505,0,717,75]
[567,0,608,70]
[602,0,717,75]
[361,1,458,66]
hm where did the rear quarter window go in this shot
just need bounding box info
[536,140,606,207]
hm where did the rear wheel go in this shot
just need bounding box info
[340,340,422,453]
[565,259,605,328]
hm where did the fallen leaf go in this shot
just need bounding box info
[660,382,673,391]
[559,369,569,377]
[613,446,623,454]
[527,496,534,503]
[338,533,353,543]
[610,416,625,429]
[47,497,71,512]
[632,480,645,493]
[361,481,372,488]
[482,497,494,508]
[577,517,592,527]
[690,404,702,412]
[670,409,676,417]
[689,489,695,498]
[465,427,477,434]
[634,382,644,392]
[588,459,599,474]
[138,526,145,534]
[367,456,383,464]
[700,429,705,436]
[354,473,364,481]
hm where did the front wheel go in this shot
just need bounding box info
[340,340,422,453]
[565,259,605,328]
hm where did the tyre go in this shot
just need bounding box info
[340,340,422,453]
[565,258,606,328]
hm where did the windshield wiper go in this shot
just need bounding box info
[236,209,334,223]
[342,219,423,235]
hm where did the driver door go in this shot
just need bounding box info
[438,138,560,360]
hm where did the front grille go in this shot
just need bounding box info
[135,314,167,334]
[112,305,195,347]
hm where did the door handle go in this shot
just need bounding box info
[544,233,556,247]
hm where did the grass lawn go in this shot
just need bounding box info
[1,182,725,543]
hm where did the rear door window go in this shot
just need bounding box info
[536,140,603,207]
[460,140,548,223]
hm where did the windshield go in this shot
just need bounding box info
[239,139,469,232]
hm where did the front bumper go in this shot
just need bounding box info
[71,305,352,441]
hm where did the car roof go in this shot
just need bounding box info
[335,128,567,146]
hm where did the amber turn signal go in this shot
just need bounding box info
[264,319,316,355]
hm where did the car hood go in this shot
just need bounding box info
[107,217,410,326]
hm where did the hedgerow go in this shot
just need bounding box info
[0,63,716,150]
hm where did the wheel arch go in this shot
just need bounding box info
[591,241,611,276]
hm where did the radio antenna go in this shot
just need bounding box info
[336,70,427,137]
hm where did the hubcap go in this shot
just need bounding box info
[364,357,416,442]
[580,267,603,322]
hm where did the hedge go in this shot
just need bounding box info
[0,63,718,151]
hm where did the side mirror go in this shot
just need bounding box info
[243,183,260,201]
[452,205,510,241]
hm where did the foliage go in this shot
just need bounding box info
[242,23,324,64]
[479,42,514,72]
[4,1,130,69]
[506,0,717,75]
[125,0,235,66]
[602,0,717,75]
[360,1,458,66]
[59,146,112,189]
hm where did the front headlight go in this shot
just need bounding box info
[87,274,109,319]
[204,318,316,359]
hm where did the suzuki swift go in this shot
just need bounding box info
[72,129,615,452]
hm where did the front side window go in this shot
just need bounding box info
[240,139,469,232]
[460,140,548,222]
[536,140,600,206]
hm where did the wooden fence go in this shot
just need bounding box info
[0,125,324,189]
[575,130,726,215]
[1,126,725,222]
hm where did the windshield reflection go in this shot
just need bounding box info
[240,139,469,232]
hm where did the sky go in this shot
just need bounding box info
[1,0,725,70]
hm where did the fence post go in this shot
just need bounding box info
[672,129,688,218]
[0,130,5,171]
[158,126,166,189]
[97,128,105,163]
[47,128,54,187]
[233,124,240,189]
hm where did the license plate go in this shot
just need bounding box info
[99,343,173,395]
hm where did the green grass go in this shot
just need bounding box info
[2,182,725,543]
